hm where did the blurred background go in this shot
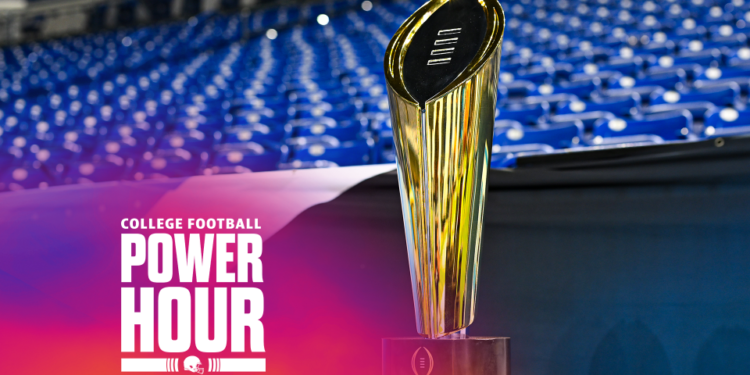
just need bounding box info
[8,0,321,40]
[0,0,394,192]
[0,0,258,43]
[2,0,750,192]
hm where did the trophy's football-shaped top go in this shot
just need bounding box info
[384,0,505,338]
[383,0,508,374]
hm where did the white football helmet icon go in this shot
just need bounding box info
[183,356,204,374]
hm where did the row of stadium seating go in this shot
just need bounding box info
[1,0,750,191]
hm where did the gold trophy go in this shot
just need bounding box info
[382,0,508,373]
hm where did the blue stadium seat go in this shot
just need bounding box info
[600,86,666,105]
[211,142,282,173]
[650,84,740,107]
[514,66,553,84]
[703,107,750,137]
[532,79,601,99]
[175,115,225,132]
[496,102,549,125]
[644,102,717,120]
[490,143,554,168]
[493,121,583,149]
[694,66,750,93]
[608,71,687,91]
[557,95,640,118]
[552,109,617,129]
[494,119,524,129]
[672,48,723,67]
[56,128,98,154]
[590,134,667,147]
[727,47,750,67]
[111,122,160,142]
[0,163,52,191]
[234,107,288,126]
[592,110,694,142]
[288,136,373,166]
[278,159,340,170]
[95,138,150,160]
[520,93,579,110]
[224,123,290,144]
[585,58,644,76]
[290,117,363,141]
[133,148,201,180]
[498,78,536,97]
[159,130,214,154]
[647,62,704,80]
[64,156,128,184]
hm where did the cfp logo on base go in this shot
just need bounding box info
[410,347,434,375]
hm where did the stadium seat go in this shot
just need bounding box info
[290,117,363,141]
[224,123,290,144]
[694,66,750,93]
[133,148,202,180]
[608,71,687,91]
[590,134,667,147]
[211,142,283,172]
[0,163,52,191]
[592,110,694,142]
[557,95,640,118]
[602,86,666,105]
[650,84,740,107]
[647,63,704,80]
[498,79,536,97]
[64,156,128,184]
[278,159,341,170]
[490,143,554,168]
[644,102,717,120]
[703,107,750,137]
[727,47,750,67]
[95,138,150,160]
[493,121,584,149]
[494,120,524,129]
[496,102,550,125]
[532,79,601,99]
[514,66,553,84]
[288,136,373,166]
[159,130,214,154]
[552,110,616,130]
[520,93,579,110]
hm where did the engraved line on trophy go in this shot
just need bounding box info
[430,47,455,56]
[429,29,462,65]
[437,28,461,36]
[427,58,451,65]
[433,37,458,46]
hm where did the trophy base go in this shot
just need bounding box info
[382,336,509,375]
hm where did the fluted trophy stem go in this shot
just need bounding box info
[384,0,505,339]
